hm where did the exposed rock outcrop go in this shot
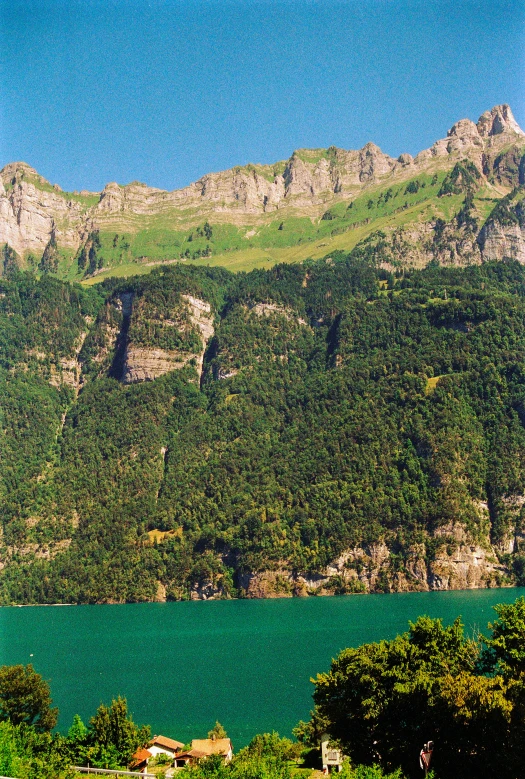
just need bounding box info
[478,220,525,263]
[2,105,523,261]
[248,301,308,325]
[0,162,91,256]
[122,294,214,383]
[237,522,509,598]
[123,347,192,383]
[183,294,214,378]
[189,580,227,601]
[477,104,525,138]
[477,192,525,263]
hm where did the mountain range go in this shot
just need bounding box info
[1,105,525,604]
[1,104,524,281]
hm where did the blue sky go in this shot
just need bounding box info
[1,0,524,192]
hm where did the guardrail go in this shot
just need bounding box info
[72,767,156,778]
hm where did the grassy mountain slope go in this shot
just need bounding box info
[1,105,524,281]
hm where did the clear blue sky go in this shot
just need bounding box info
[1,0,524,193]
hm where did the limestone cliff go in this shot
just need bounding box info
[477,190,525,263]
[1,105,523,264]
[122,292,214,383]
[236,523,509,600]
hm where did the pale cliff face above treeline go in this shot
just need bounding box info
[1,104,524,279]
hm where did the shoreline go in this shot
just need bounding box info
[1,581,519,608]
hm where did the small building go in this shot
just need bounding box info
[148,735,185,758]
[174,737,233,768]
[321,734,344,773]
[130,747,153,773]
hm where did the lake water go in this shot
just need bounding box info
[1,588,524,748]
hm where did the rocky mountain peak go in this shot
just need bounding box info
[477,104,525,137]
[447,118,480,140]
[97,182,123,212]
[1,103,523,264]
[0,161,52,187]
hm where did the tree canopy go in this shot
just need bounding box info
[3,258,525,603]
[0,664,57,732]
[303,596,525,779]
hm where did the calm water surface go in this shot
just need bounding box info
[1,588,524,747]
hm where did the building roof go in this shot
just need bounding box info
[130,748,152,768]
[176,749,208,759]
[150,735,185,751]
[191,738,232,756]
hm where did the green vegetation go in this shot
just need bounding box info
[0,685,150,777]
[2,256,525,602]
[484,186,525,228]
[0,664,57,732]
[15,167,464,281]
[299,596,525,779]
[3,136,523,284]
[67,172,455,280]
[437,160,482,197]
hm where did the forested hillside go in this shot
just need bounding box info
[1,251,525,604]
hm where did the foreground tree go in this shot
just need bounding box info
[309,605,525,779]
[484,595,525,677]
[208,721,228,739]
[0,664,58,732]
[88,696,150,767]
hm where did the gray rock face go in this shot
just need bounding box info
[477,104,525,138]
[478,221,525,263]
[1,105,524,259]
[478,195,525,263]
[0,163,86,256]
[237,520,508,598]
[122,294,214,384]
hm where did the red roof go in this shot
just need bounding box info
[130,748,152,768]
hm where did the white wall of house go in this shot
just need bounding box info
[321,735,344,772]
[149,745,176,758]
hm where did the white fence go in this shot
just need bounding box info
[72,768,156,778]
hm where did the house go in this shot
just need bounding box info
[148,735,185,758]
[321,734,344,773]
[174,737,233,768]
[130,747,152,773]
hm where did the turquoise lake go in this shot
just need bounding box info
[1,588,524,748]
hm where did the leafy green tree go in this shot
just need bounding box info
[483,595,525,677]
[0,720,72,778]
[0,664,58,732]
[2,243,20,276]
[68,713,88,743]
[39,233,59,273]
[88,696,150,767]
[0,721,24,777]
[208,721,228,739]
[310,608,525,779]
[240,732,298,761]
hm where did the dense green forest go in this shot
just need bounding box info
[2,596,525,778]
[1,252,525,603]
